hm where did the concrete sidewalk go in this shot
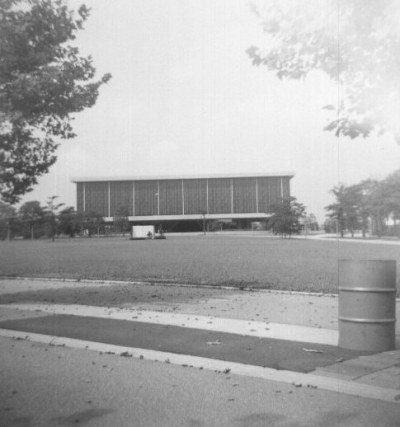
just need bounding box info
[190,230,400,246]
[0,277,399,400]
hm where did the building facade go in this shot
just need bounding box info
[73,173,294,224]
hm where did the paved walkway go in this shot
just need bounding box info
[0,278,399,403]
[210,231,400,246]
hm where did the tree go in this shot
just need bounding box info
[382,170,400,236]
[325,168,400,238]
[58,206,80,237]
[303,213,319,233]
[247,0,400,142]
[18,200,46,239]
[0,201,17,240]
[325,184,363,237]
[342,185,364,238]
[325,185,346,237]
[323,217,337,234]
[45,195,64,241]
[0,0,111,204]
[79,210,103,236]
[361,179,391,238]
[268,196,306,238]
[113,206,130,236]
[352,183,370,238]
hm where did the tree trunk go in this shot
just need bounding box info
[394,219,399,238]
[52,216,56,242]
[377,218,382,238]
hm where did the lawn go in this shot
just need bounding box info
[1,235,399,293]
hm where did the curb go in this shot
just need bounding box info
[2,275,400,301]
[0,275,340,298]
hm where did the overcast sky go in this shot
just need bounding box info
[22,0,400,221]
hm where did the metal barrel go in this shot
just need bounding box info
[338,259,396,351]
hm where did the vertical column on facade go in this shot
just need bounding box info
[132,181,135,216]
[83,183,86,212]
[108,182,111,217]
[206,179,209,214]
[182,180,185,215]
[157,181,160,216]
[230,179,234,213]
[280,177,284,200]
[255,178,259,213]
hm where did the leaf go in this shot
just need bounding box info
[302,348,323,353]
[206,340,222,346]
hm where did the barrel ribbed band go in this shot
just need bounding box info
[339,287,396,293]
[339,316,396,324]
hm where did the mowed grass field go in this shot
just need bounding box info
[1,234,399,293]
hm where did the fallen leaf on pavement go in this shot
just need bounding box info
[302,348,323,353]
[206,340,222,346]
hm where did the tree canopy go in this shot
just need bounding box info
[247,0,400,143]
[325,184,363,237]
[0,0,111,204]
[18,200,46,239]
[58,205,79,237]
[268,196,306,237]
[45,195,64,241]
[325,169,400,237]
[0,199,106,240]
[0,200,16,239]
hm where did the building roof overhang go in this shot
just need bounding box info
[71,172,295,183]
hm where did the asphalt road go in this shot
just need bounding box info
[0,314,374,373]
[1,336,400,427]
